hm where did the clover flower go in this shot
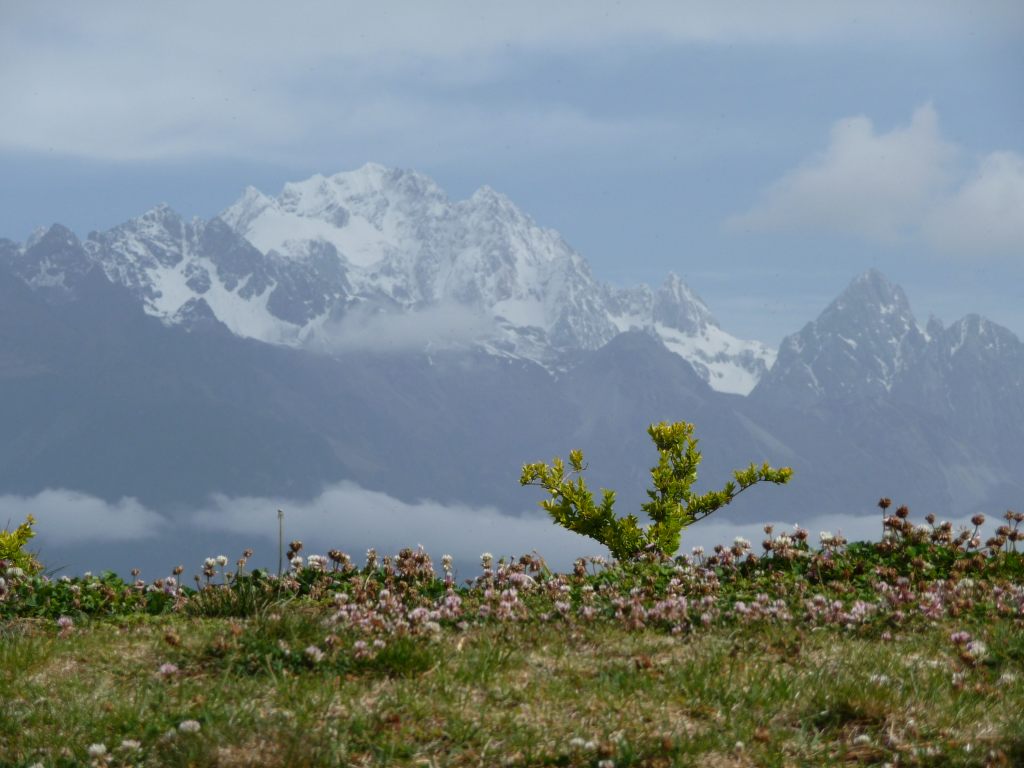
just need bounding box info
[87,743,107,757]
[304,645,325,663]
[178,720,201,734]
[965,640,987,660]
[158,662,179,677]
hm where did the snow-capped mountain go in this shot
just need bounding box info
[16,163,772,393]
[753,269,1024,422]
[753,270,928,405]
[4,218,1024,523]
[84,205,342,345]
[221,164,772,391]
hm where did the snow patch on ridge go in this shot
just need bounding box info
[657,323,776,396]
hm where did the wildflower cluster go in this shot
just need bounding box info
[3,500,1024,768]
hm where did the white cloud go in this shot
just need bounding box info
[12,482,998,576]
[728,104,957,242]
[192,481,598,569]
[730,105,1024,257]
[923,151,1024,255]
[0,490,168,545]
[308,303,497,354]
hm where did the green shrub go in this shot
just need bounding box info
[0,514,42,575]
[520,420,791,561]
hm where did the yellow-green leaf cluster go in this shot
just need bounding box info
[0,514,42,574]
[521,421,792,561]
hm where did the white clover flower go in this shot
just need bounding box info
[733,536,751,549]
[119,739,142,750]
[203,557,216,569]
[5,567,24,578]
[87,743,107,757]
[304,645,325,663]
[965,640,988,659]
[178,720,201,734]
[215,555,229,567]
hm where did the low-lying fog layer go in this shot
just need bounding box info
[6,483,988,580]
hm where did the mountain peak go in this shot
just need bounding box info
[469,184,510,205]
[821,270,916,338]
[31,223,81,251]
[652,272,717,334]
[944,314,1019,358]
[16,223,91,295]
[135,203,183,227]
[836,269,908,310]
[754,270,926,405]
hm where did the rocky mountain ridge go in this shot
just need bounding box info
[4,164,773,394]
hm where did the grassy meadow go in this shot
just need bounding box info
[2,509,1024,767]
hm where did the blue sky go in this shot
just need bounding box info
[1,1,1021,345]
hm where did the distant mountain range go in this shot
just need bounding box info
[7,164,772,395]
[2,165,1021,526]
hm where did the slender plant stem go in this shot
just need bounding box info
[277,509,284,577]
